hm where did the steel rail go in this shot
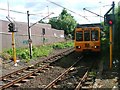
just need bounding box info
[0,48,74,80]
[44,56,83,89]
[75,59,95,90]
[1,64,49,89]
[0,48,74,89]
[74,71,89,90]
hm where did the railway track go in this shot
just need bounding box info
[0,48,74,90]
[43,55,95,90]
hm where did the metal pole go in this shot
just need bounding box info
[110,26,112,69]
[27,11,32,59]
[109,1,114,69]
[7,0,10,17]
[99,1,102,22]
[12,32,17,66]
[112,1,115,50]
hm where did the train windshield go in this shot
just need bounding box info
[76,31,83,41]
[84,31,90,41]
[91,30,99,41]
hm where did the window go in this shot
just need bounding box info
[76,31,83,41]
[91,30,98,41]
[84,31,90,41]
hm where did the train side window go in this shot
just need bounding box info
[84,31,90,41]
[76,31,83,41]
[91,30,98,41]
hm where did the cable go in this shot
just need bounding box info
[46,0,90,21]
[0,8,47,16]
[0,8,26,14]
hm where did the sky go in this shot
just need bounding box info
[0,0,120,24]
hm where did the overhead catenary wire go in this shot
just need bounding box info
[0,8,48,16]
[46,0,90,21]
[0,8,26,14]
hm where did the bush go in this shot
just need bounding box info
[53,41,73,49]
[1,41,73,61]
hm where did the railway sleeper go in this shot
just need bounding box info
[84,81,93,85]
[20,79,30,83]
[52,85,61,88]
[28,69,37,71]
[9,75,16,78]
[16,72,22,75]
[13,83,22,87]
[42,67,50,70]
[87,77,93,81]
[34,72,41,75]
[81,86,92,90]
[27,76,36,79]
[2,79,13,82]
[23,70,33,73]
[28,65,34,68]
[48,66,54,69]
[38,70,46,73]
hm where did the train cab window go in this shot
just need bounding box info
[76,31,83,41]
[91,30,98,41]
[84,31,90,41]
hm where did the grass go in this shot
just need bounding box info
[0,41,74,62]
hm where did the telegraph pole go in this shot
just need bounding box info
[27,11,54,59]
[27,11,32,59]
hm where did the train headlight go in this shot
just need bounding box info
[76,46,81,49]
[94,46,97,48]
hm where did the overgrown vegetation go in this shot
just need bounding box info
[53,41,73,49]
[0,41,73,62]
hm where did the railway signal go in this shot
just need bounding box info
[8,23,15,32]
[7,21,17,66]
[42,28,45,44]
[104,14,114,26]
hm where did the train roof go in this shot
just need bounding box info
[76,23,103,30]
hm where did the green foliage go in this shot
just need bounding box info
[53,43,65,49]
[49,9,77,36]
[17,49,29,60]
[89,71,96,77]
[53,41,73,49]
[32,45,53,58]
[1,41,73,62]
[114,7,120,55]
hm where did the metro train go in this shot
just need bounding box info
[74,24,102,53]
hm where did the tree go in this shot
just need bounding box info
[114,7,120,56]
[49,9,77,37]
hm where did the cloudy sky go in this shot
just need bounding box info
[0,0,120,24]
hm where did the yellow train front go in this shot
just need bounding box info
[74,26,101,53]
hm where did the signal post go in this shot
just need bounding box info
[8,23,17,66]
[109,26,113,69]
[104,1,115,69]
